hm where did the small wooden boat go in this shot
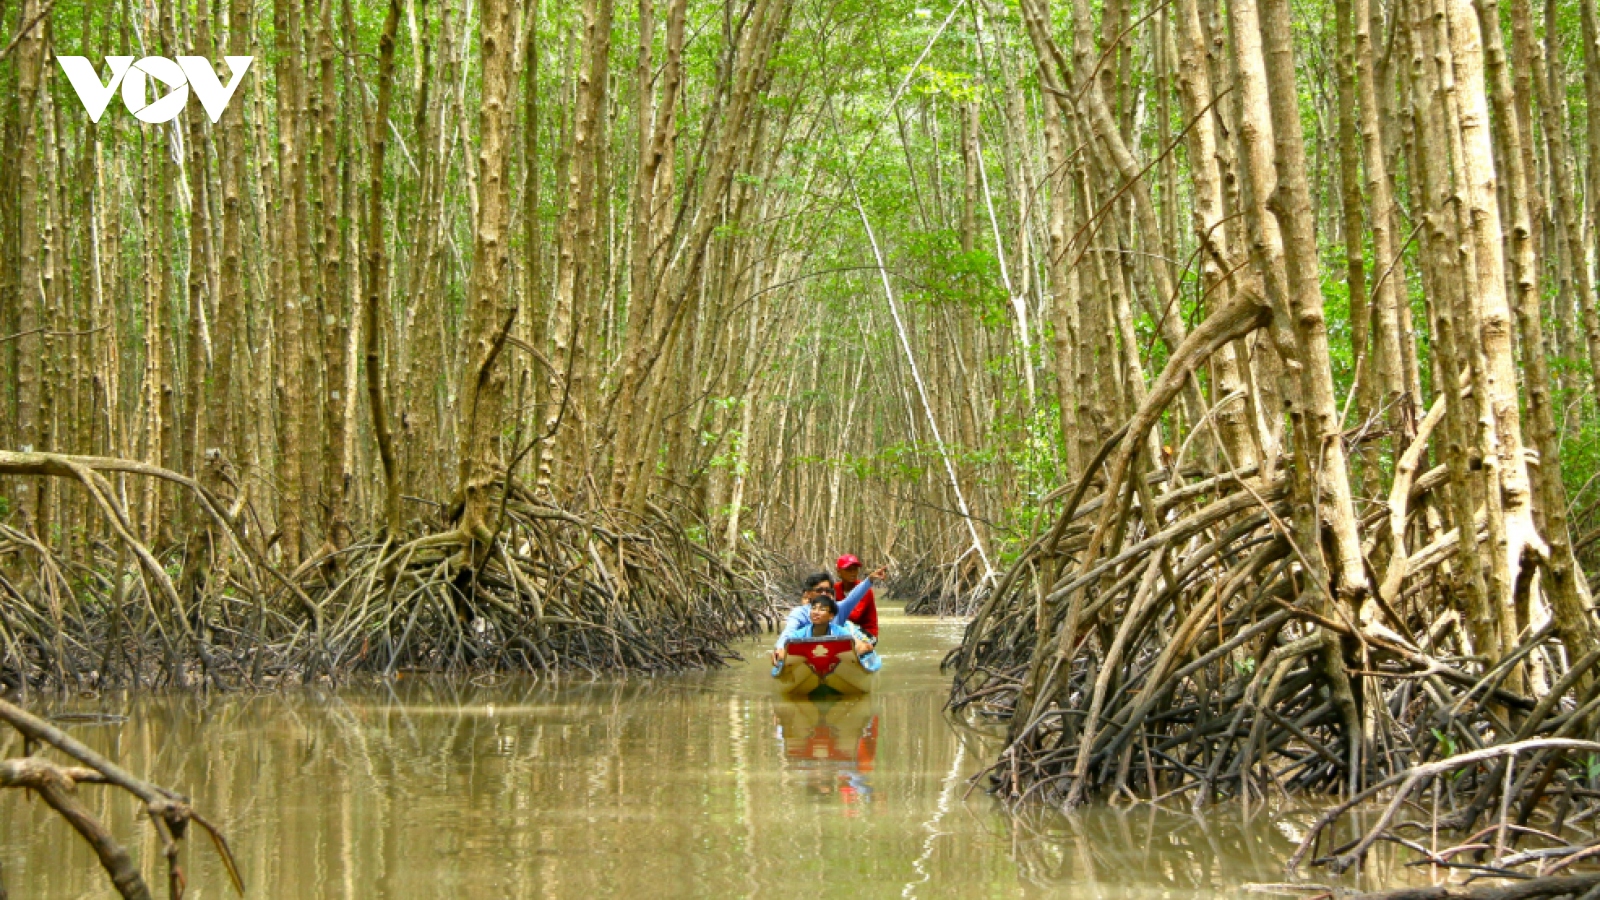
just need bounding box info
[771,636,878,698]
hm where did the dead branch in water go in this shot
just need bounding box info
[0,697,242,899]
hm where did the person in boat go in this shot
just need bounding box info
[779,572,835,635]
[778,566,885,639]
[771,594,875,665]
[834,555,880,644]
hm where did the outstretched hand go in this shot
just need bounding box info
[870,565,888,581]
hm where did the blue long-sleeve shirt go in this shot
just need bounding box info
[779,578,874,646]
[773,619,882,673]
[776,619,867,645]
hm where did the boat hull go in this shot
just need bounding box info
[775,654,875,698]
[772,636,878,698]
[821,657,874,695]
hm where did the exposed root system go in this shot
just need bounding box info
[946,437,1600,822]
[0,451,773,690]
[1349,873,1600,899]
[1288,738,1600,888]
[897,554,989,616]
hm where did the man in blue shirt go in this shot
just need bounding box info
[771,595,878,668]
[777,566,885,641]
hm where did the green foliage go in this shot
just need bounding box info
[1432,728,1457,757]
[1320,264,1358,394]
[711,430,749,477]
[898,230,1008,320]
[910,66,979,103]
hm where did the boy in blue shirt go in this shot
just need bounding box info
[771,595,878,668]
[777,566,885,643]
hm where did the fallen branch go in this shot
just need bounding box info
[0,697,243,898]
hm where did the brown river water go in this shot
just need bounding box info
[0,606,1406,897]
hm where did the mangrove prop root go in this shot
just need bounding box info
[946,429,1600,870]
[0,451,775,689]
[896,552,990,617]
[1349,872,1600,899]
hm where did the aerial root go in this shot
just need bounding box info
[1347,871,1600,899]
[0,451,775,690]
[330,482,773,678]
[897,550,990,616]
[1288,738,1600,881]
[946,427,1600,839]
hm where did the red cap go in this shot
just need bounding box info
[836,554,862,570]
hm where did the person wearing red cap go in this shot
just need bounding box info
[835,555,882,643]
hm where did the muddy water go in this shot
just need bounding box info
[0,607,1384,897]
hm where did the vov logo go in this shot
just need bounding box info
[58,56,253,124]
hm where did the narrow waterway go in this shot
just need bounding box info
[0,606,1392,897]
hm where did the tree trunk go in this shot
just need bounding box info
[457,0,521,545]
[13,0,45,530]
[1259,0,1372,608]
[364,0,404,536]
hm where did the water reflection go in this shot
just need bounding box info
[0,610,1404,897]
[774,697,878,807]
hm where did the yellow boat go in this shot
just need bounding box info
[772,636,878,697]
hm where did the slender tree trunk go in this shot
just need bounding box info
[272,0,309,563]
[609,0,688,504]
[1066,0,1206,433]
[212,0,250,488]
[542,0,613,487]
[1487,0,1600,663]
[1410,0,1493,658]
[1335,0,1371,421]
[1259,0,1373,608]
[1443,0,1545,658]
[1354,0,1406,418]
[1175,0,1259,469]
[13,0,44,530]
[315,0,351,551]
[457,0,520,545]
[1580,0,1600,402]
[365,0,404,536]
[1041,97,1082,478]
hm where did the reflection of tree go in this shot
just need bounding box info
[0,677,716,897]
[0,697,242,899]
[0,671,1412,896]
[995,802,1409,893]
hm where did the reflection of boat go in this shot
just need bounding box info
[774,696,879,803]
[771,637,878,697]
[775,695,876,763]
